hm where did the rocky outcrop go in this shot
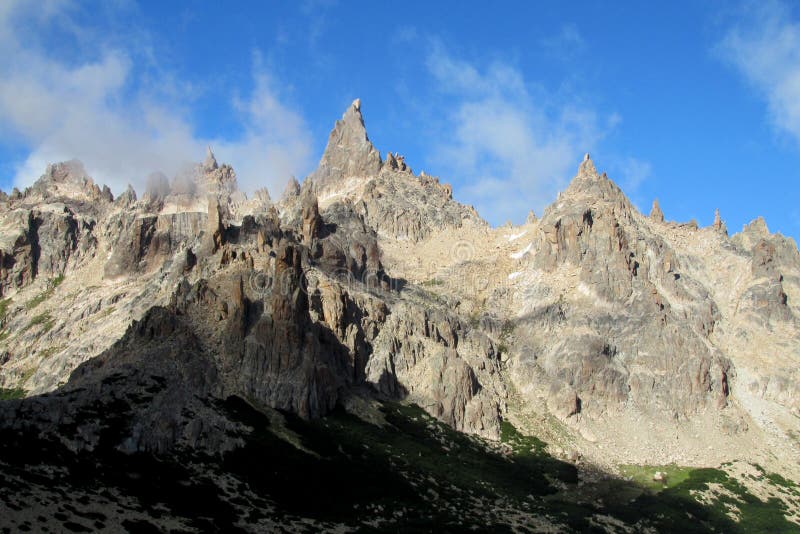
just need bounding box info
[515,155,731,419]
[1,100,799,487]
[282,176,300,200]
[0,306,235,455]
[115,185,137,208]
[300,186,321,246]
[713,208,727,234]
[729,217,797,326]
[231,241,344,418]
[205,196,225,254]
[353,167,484,242]
[366,302,505,437]
[21,161,112,207]
[650,199,664,222]
[0,206,96,296]
[309,99,382,200]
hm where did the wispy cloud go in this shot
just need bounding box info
[423,46,613,224]
[540,23,585,60]
[216,69,313,193]
[718,0,800,145]
[0,1,313,197]
[608,156,651,194]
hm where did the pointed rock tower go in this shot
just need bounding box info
[650,199,665,222]
[309,98,382,198]
[282,176,300,200]
[713,208,727,235]
[203,146,218,172]
[560,153,630,208]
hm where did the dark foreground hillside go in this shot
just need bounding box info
[1,395,797,533]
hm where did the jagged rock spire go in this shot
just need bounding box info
[563,153,629,207]
[282,176,300,199]
[204,146,218,171]
[569,153,602,188]
[579,152,597,176]
[650,199,665,222]
[300,183,321,245]
[743,216,769,236]
[308,98,382,197]
[713,208,727,235]
[115,184,137,208]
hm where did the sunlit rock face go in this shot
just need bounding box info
[0,100,798,492]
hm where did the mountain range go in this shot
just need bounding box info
[0,99,798,532]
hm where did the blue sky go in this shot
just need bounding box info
[1,1,799,240]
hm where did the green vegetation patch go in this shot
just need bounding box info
[221,399,586,529]
[751,464,800,495]
[26,312,55,334]
[96,306,115,320]
[38,345,65,360]
[496,319,516,357]
[25,275,65,310]
[1,394,798,532]
[609,465,798,532]
[0,297,12,341]
[19,367,36,385]
[500,419,548,455]
[0,388,25,400]
[0,297,11,319]
[620,463,692,491]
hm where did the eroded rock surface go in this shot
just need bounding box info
[0,100,798,486]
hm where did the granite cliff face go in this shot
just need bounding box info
[305,99,484,242]
[0,100,799,520]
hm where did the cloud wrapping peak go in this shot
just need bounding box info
[719,1,800,145]
[0,1,313,197]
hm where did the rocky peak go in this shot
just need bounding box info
[203,146,218,172]
[282,176,301,200]
[579,152,597,176]
[300,181,321,245]
[143,172,171,203]
[201,161,239,201]
[732,216,772,252]
[650,199,665,222]
[554,154,632,214]
[743,216,770,237]
[565,154,616,196]
[309,98,382,198]
[115,184,137,208]
[147,150,244,220]
[385,152,411,173]
[100,185,114,203]
[40,160,90,185]
[25,160,110,204]
[253,187,271,204]
[713,208,727,235]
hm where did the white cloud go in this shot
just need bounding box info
[718,0,800,144]
[424,47,611,225]
[0,1,313,198]
[540,23,585,59]
[215,72,313,193]
[608,156,651,194]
